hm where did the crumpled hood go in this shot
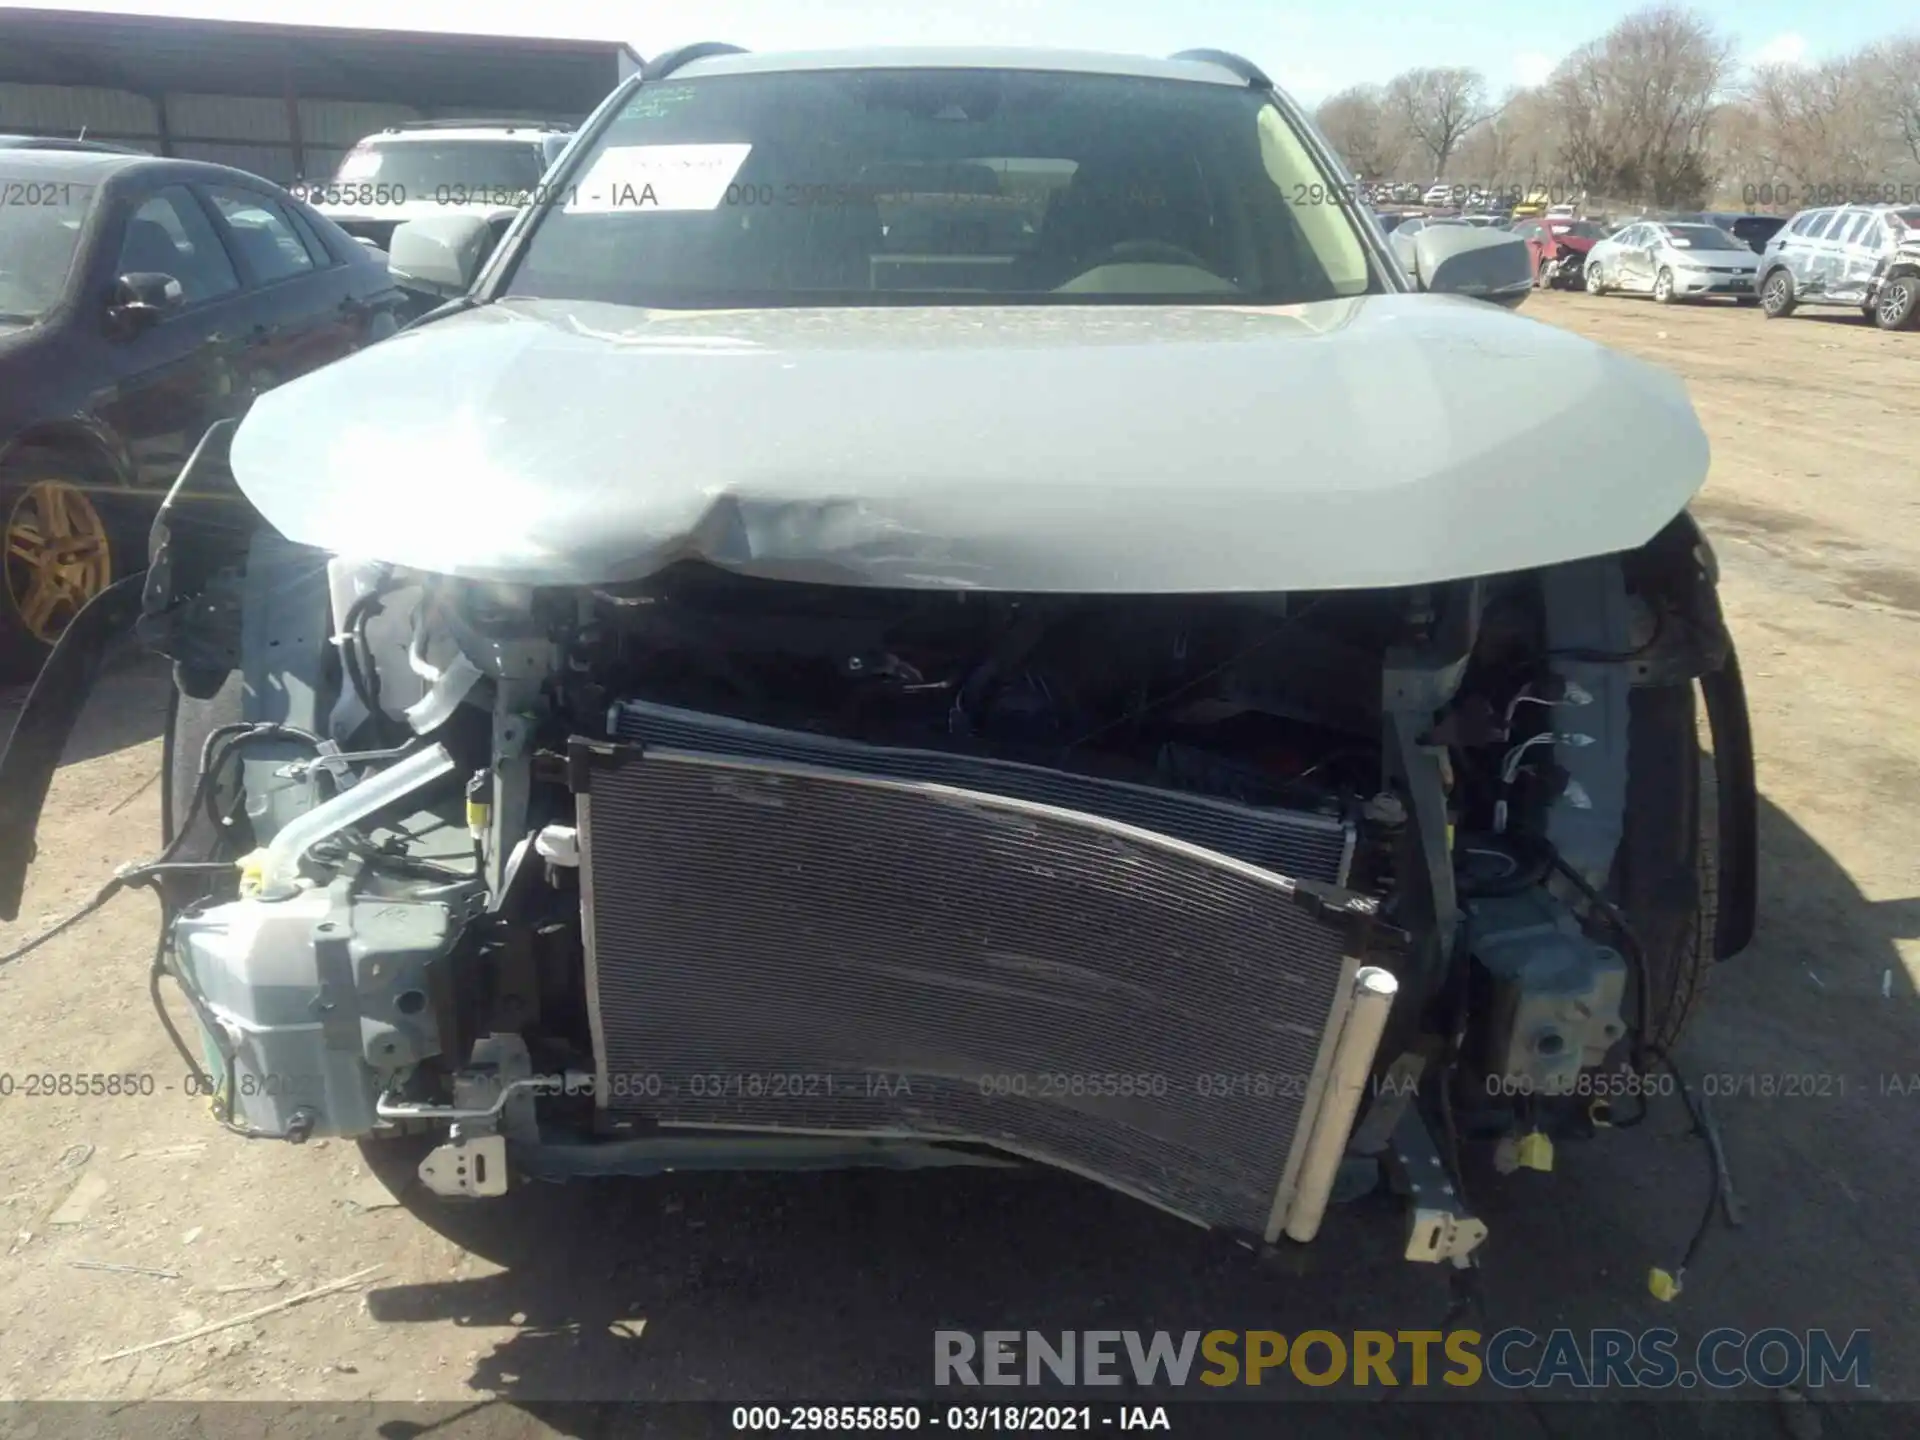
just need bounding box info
[228,293,1710,593]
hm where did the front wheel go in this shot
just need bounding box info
[1760,270,1796,318]
[1652,268,1677,304]
[1873,274,1920,331]
[1585,262,1608,295]
[1,455,118,683]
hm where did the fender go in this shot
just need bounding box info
[1,414,139,493]
[1643,509,1758,959]
[0,420,251,923]
[137,420,261,697]
[0,572,146,922]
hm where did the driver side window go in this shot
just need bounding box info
[117,187,239,305]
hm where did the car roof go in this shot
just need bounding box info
[0,134,142,153]
[672,46,1252,87]
[0,148,152,179]
[0,147,303,191]
[359,128,557,144]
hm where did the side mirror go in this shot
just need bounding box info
[1394,227,1534,309]
[106,272,183,334]
[388,214,496,297]
[540,132,575,173]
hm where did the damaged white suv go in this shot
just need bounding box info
[1,45,1755,1281]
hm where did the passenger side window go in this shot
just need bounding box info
[284,206,337,269]
[1813,211,1849,240]
[116,187,240,304]
[202,185,316,284]
[1837,211,1872,246]
[1788,210,1825,237]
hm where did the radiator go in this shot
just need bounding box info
[608,699,1354,884]
[571,736,1380,1236]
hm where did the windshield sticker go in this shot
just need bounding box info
[1668,237,1692,247]
[564,143,753,212]
[621,85,697,120]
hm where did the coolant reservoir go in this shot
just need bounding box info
[173,884,450,1138]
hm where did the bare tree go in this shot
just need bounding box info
[1313,85,1405,178]
[1544,6,1731,206]
[1863,37,1920,170]
[1453,88,1561,189]
[1384,67,1491,178]
[1703,98,1773,205]
[1745,57,1889,189]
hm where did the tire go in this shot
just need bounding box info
[1585,262,1608,296]
[1614,680,1718,1052]
[1872,273,1920,331]
[1652,267,1677,305]
[0,449,124,683]
[1760,269,1796,318]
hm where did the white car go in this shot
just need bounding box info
[1422,181,1456,206]
[300,120,574,254]
[1583,221,1760,304]
[0,46,1753,1276]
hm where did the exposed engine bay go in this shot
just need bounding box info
[25,427,1752,1281]
[0,418,1756,1286]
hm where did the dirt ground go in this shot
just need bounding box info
[0,290,1916,1433]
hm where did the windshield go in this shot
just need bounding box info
[0,175,96,320]
[332,139,546,199]
[504,69,1377,308]
[1662,224,1739,248]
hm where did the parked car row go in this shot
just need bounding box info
[1582,205,1920,329]
[0,122,578,672]
[1371,200,1920,331]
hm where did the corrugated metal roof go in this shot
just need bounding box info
[298,100,423,147]
[166,93,291,143]
[0,9,639,115]
[0,81,158,135]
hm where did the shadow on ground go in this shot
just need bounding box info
[336,785,1916,1432]
[0,646,169,768]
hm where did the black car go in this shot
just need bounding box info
[0,150,404,675]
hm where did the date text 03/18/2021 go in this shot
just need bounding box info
[730,1406,1173,1432]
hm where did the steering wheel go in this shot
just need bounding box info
[1076,239,1218,274]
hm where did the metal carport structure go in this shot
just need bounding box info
[0,7,641,184]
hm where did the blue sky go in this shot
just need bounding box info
[19,1,1911,105]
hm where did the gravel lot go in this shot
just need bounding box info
[1,290,1916,1434]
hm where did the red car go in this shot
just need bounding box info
[1512,217,1610,288]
